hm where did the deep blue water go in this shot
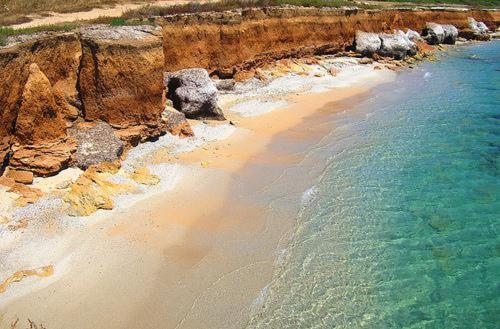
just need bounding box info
[248,41,500,328]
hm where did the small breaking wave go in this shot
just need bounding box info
[301,186,318,205]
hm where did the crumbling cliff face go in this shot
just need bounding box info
[0,7,499,177]
[0,34,81,175]
[161,7,499,75]
[78,26,166,145]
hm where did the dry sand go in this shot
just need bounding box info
[0,65,396,329]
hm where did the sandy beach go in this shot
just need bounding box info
[0,59,396,328]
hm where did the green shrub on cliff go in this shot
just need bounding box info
[0,23,77,46]
[376,0,500,7]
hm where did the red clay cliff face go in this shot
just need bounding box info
[0,8,499,177]
[78,27,166,144]
[161,8,499,75]
[0,34,81,175]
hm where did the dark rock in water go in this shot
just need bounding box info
[69,122,124,170]
[423,22,445,45]
[355,31,381,57]
[441,24,458,44]
[165,68,225,120]
[215,79,236,91]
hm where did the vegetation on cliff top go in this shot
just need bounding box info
[122,0,500,19]
[376,0,500,6]
[122,0,359,19]
[0,17,155,46]
[3,0,499,27]
[0,23,77,46]
[0,0,174,25]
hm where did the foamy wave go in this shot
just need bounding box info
[301,186,318,205]
[252,283,270,307]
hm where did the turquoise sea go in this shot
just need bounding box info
[248,41,500,328]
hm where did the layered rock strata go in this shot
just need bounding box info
[161,7,498,74]
[0,7,499,179]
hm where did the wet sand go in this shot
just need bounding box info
[0,74,394,328]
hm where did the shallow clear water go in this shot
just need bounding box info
[247,41,500,328]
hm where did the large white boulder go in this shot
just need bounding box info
[379,32,415,59]
[423,22,445,45]
[477,21,489,33]
[406,29,423,42]
[165,68,225,120]
[468,17,489,34]
[355,31,382,56]
[442,24,459,44]
[397,30,418,55]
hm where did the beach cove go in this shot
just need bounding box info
[0,5,498,327]
[0,55,397,328]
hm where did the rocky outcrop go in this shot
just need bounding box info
[78,26,166,143]
[0,34,82,176]
[8,140,77,176]
[379,32,417,59]
[215,79,236,91]
[15,64,73,144]
[442,24,459,44]
[161,8,498,74]
[423,22,445,45]
[0,176,43,205]
[0,8,498,178]
[5,168,34,184]
[406,29,423,42]
[355,30,416,59]
[161,106,194,138]
[8,63,78,176]
[129,167,160,185]
[64,164,134,216]
[460,17,492,41]
[69,122,124,170]
[423,22,459,45]
[165,68,225,120]
[468,17,489,34]
[355,31,381,57]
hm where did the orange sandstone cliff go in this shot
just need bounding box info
[161,7,499,74]
[0,7,499,177]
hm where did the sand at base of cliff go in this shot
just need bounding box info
[0,70,394,329]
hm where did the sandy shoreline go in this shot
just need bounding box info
[0,58,396,328]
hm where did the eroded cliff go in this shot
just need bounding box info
[0,6,499,178]
[161,7,499,75]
